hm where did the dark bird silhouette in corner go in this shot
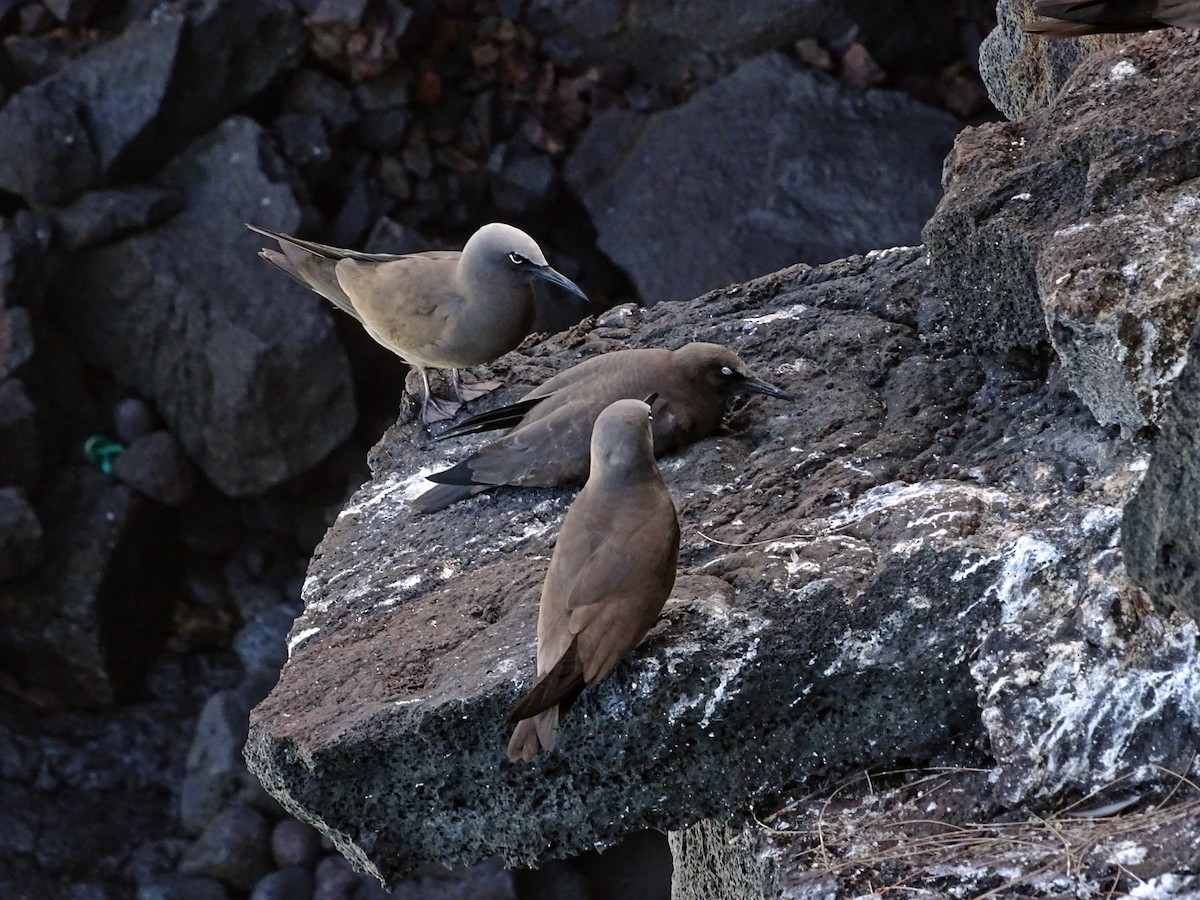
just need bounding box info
[1026,0,1200,36]
[413,342,792,513]
[507,397,680,762]
[247,222,588,423]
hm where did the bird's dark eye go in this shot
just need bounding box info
[720,366,735,377]
[508,252,526,265]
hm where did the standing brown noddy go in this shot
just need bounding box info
[246,222,589,423]
[507,397,680,762]
[1026,0,1200,36]
[413,342,791,513]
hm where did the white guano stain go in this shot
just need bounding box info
[288,626,321,657]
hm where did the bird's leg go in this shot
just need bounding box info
[451,367,503,402]
[417,367,462,424]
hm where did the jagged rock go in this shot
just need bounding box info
[115,397,156,443]
[249,866,313,900]
[0,487,42,582]
[56,116,357,497]
[489,146,557,216]
[179,805,272,891]
[42,0,98,27]
[566,52,960,302]
[112,431,196,506]
[979,0,1129,120]
[925,28,1200,389]
[0,378,40,490]
[0,468,180,706]
[270,818,321,869]
[273,112,333,170]
[245,243,1192,886]
[50,186,184,251]
[180,690,264,835]
[137,874,230,900]
[531,1,978,86]
[1124,321,1200,622]
[0,0,305,206]
[529,0,851,83]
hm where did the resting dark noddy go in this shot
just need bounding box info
[507,397,680,762]
[1026,0,1200,36]
[246,222,588,423]
[413,342,792,513]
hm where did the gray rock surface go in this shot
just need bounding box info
[925,27,1200,387]
[0,378,40,490]
[245,239,1194,888]
[530,0,974,84]
[0,0,304,206]
[179,805,273,891]
[181,691,266,835]
[1124,320,1200,622]
[0,468,180,706]
[112,431,196,506]
[566,52,960,302]
[979,0,1129,120]
[137,874,231,900]
[51,186,184,252]
[529,0,851,82]
[56,117,357,496]
[0,486,42,581]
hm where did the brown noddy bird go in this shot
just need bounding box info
[413,342,791,513]
[507,397,680,762]
[246,223,589,423]
[1026,0,1200,36]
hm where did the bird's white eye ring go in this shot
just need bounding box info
[720,366,734,376]
[509,252,526,265]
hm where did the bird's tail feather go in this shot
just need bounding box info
[436,394,552,440]
[411,482,489,513]
[508,644,587,724]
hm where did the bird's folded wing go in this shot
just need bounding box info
[435,394,554,439]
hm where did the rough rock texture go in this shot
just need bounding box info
[568,52,961,303]
[1124,319,1200,622]
[530,0,973,85]
[54,117,357,497]
[245,238,1194,890]
[979,0,1129,120]
[925,28,1200,394]
[529,0,852,82]
[0,486,42,581]
[0,2,992,898]
[0,468,180,706]
[0,0,304,206]
[925,27,1200,632]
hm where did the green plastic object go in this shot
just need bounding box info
[84,435,126,475]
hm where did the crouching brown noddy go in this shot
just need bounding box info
[1026,0,1200,36]
[507,397,680,762]
[247,223,588,423]
[413,342,791,512]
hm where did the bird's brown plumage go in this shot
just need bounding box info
[1026,0,1200,36]
[507,398,680,762]
[414,342,791,512]
[247,222,587,423]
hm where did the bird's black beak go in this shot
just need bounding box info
[742,375,792,401]
[530,264,589,302]
[643,392,659,407]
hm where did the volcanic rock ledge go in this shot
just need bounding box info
[244,241,1194,888]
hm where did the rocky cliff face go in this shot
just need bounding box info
[245,19,1200,900]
